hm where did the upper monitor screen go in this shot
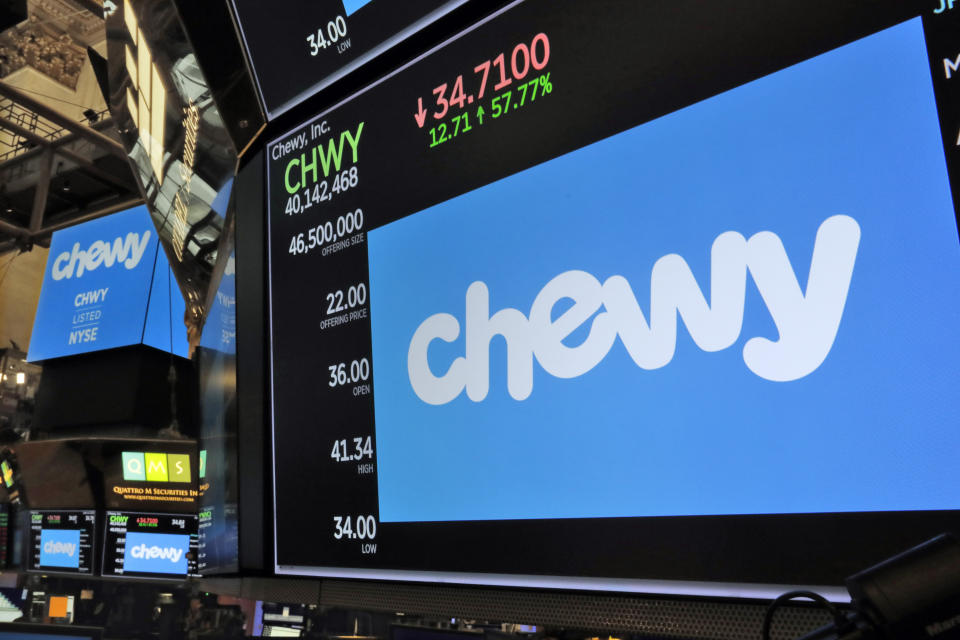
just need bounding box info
[27,510,95,575]
[229,0,470,118]
[265,0,960,592]
[27,206,189,362]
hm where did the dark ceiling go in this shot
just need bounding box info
[0,0,143,254]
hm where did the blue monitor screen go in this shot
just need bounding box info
[38,530,80,569]
[28,511,95,574]
[264,0,960,592]
[103,511,198,579]
[369,18,957,522]
[27,206,188,361]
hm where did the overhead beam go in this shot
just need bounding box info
[0,117,117,174]
[0,82,126,158]
[0,115,135,193]
[0,114,48,148]
[70,0,103,17]
[0,216,28,239]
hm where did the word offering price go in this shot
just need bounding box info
[289,208,364,255]
[333,515,377,540]
[328,358,370,387]
[414,33,550,128]
[330,436,374,462]
[326,283,366,315]
[306,16,347,56]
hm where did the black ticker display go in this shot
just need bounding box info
[27,510,95,575]
[230,0,470,117]
[0,505,9,569]
[103,511,199,580]
[264,0,960,592]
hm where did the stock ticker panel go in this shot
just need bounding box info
[265,0,960,583]
[231,0,469,116]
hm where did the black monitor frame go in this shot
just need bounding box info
[232,0,960,610]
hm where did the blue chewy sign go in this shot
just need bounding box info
[39,529,81,568]
[123,531,190,575]
[369,19,960,522]
[28,206,188,361]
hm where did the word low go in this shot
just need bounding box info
[52,230,152,280]
[408,215,861,404]
[43,541,76,557]
[129,544,184,563]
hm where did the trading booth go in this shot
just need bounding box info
[3,0,959,639]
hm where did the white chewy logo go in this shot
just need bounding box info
[51,230,152,280]
[43,541,76,557]
[130,544,184,563]
[408,215,860,405]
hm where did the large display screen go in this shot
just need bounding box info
[229,0,470,117]
[27,511,95,575]
[27,206,189,362]
[265,0,960,591]
[102,511,199,579]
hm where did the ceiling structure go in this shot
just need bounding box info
[0,0,143,255]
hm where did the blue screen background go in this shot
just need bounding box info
[28,206,188,361]
[38,529,81,569]
[368,19,960,522]
[122,531,189,575]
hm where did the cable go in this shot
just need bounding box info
[3,86,105,113]
[168,260,173,355]
[762,590,852,640]
[0,250,22,293]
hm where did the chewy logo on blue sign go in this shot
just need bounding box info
[123,532,189,575]
[369,18,960,523]
[28,206,158,361]
[39,529,81,568]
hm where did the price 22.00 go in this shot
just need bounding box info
[326,283,366,315]
[330,435,373,462]
[333,515,376,540]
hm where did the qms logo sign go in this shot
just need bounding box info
[408,216,860,404]
[122,452,192,483]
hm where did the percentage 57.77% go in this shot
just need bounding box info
[428,72,553,148]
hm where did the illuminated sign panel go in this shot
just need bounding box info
[122,452,192,483]
[123,0,165,185]
[264,0,960,591]
[27,206,189,361]
[230,0,469,117]
[27,510,95,574]
[39,530,81,569]
[103,511,199,578]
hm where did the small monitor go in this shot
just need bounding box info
[27,511,95,575]
[102,511,199,579]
